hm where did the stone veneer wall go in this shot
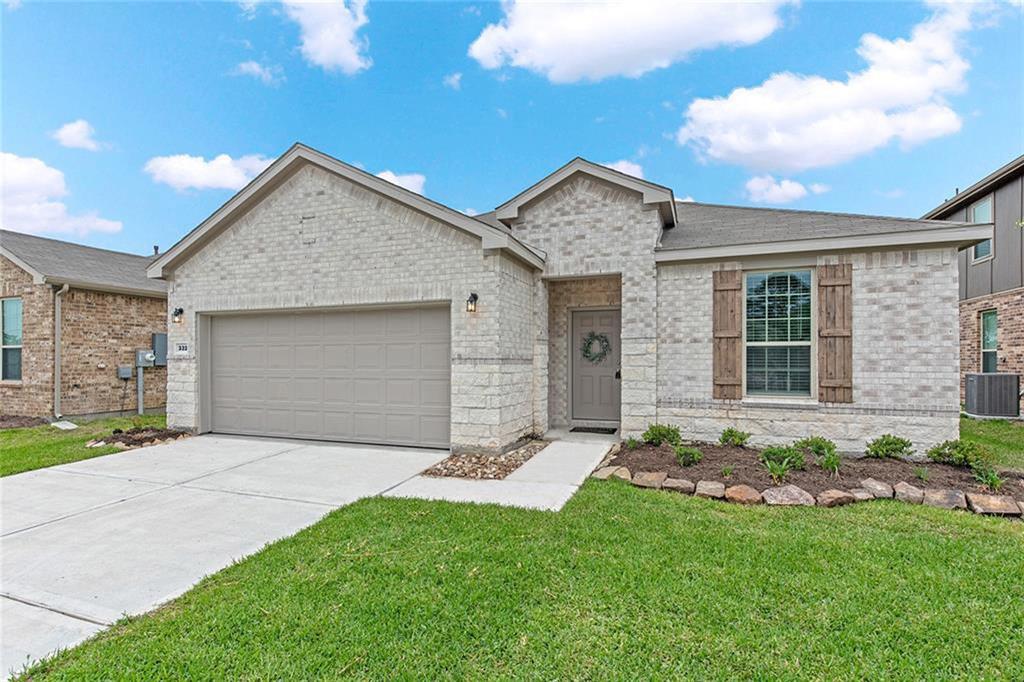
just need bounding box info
[959,286,1024,411]
[58,288,166,415]
[1,256,54,416]
[546,276,621,427]
[166,163,536,453]
[508,174,662,435]
[656,247,961,454]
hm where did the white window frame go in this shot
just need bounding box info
[980,309,997,373]
[741,268,817,402]
[968,194,994,264]
[1,297,23,382]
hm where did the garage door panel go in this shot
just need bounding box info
[210,307,450,448]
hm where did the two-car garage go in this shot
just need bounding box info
[207,306,451,448]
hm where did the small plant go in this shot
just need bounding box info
[794,435,837,460]
[914,466,929,484]
[764,457,792,484]
[719,427,751,447]
[643,423,682,447]
[926,440,991,469]
[624,436,641,450]
[761,445,806,470]
[972,462,1005,492]
[865,434,913,459]
[721,465,734,478]
[819,450,841,478]
[674,445,703,466]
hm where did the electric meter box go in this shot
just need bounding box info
[136,349,156,368]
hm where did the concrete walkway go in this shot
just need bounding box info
[384,437,613,511]
[0,436,447,678]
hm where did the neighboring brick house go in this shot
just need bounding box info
[923,154,1024,412]
[0,230,168,418]
[148,144,989,454]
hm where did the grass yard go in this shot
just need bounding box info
[0,414,166,477]
[961,415,1024,472]
[22,482,1024,681]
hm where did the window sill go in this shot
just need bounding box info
[0,380,23,387]
[742,395,819,408]
[971,254,994,265]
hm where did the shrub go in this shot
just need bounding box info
[721,465,734,478]
[914,466,929,483]
[794,435,837,460]
[764,457,792,484]
[674,445,702,466]
[624,436,641,450]
[926,440,992,469]
[819,450,841,478]
[761,445,806,470]
[643,423,682,447]
[865,434,913,459]
[719,427,751,447]
[972,462,1005,492]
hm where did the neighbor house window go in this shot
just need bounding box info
[981,309,997,373]
[745,271,812,396]
[969,195,994,262]
[1,298,22,381]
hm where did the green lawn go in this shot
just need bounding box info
[961,415,1024,471]
[0,414,166,477]
[22,482,1024,681]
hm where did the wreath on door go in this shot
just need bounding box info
[580,331,612,364]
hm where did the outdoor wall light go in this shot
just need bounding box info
[172,307,184,324]
[466,293,478,313]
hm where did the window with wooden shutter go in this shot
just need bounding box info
[712,270,742,400]
[817,263,853,403]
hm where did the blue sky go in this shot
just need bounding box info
[2,0,1021,255]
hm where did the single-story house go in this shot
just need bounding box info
[148,144,991,454]
[0,230,167,418]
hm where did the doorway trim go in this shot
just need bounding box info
[567,306,622,426]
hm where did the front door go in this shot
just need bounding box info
[571,309,621,422]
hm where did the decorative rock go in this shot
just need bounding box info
[610,467,631,481]
[861,478,894,499]
[922,489,967,510]
[725,485,762,505]
[694,480,726,499]
[849,488,875,502]
[632,471,668,489]
[893,481,924,504]
[591,466,619,480]
[761,485,815,506]
[965,493,1023,516]
[662,478,695,494]
[817,489,855,507]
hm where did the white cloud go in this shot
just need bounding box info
[376,170,426,194]
[3,0,22,10]
[442,72,463,90]
[231,60,285,86]
[602,160,644,179]
[1,152,122,236]
[678,196,695,203]
[809,183,830,195]
[52,119,102,151]
[677,2,992,172]
[468,0,794,84]
[282,0,371,75]
[463,207,479,216]
[745,175,815,204]
[496,107,508,119]
[876,188,906,199]
[144,153,273,191]
[238,1,259,19]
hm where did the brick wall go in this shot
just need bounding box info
[166,163,537,452]
[959,286,1024,410]
[655,248,961,454]
[58,288,167,416]
[0,256,54,416]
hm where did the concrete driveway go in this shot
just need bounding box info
[0,435,446,677]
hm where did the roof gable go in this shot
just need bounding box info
[494,157,676,227]
[148,143,544,278]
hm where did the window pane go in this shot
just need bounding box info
[746,319,766,342]
[746,274,766,297]
[969,197,992,224]
[981,311,997,350]
[746,345,811,396]
[974,240,992,260]
[2,348,21,380]
[2,299,22,346]
[982,351,997,373]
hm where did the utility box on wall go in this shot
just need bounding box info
[152,333,168,366]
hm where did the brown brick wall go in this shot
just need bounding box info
[959,286,1024,409]
[59,288,167,415]
[0,256,55,416]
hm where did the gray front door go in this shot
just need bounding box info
[571,309,621,422]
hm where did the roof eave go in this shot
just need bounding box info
[922,154,1024,219]
[0,246,46,283]
[654,223,993,263]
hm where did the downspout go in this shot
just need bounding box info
[53,283,69,419]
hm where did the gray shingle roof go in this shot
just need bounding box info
[1,230,166,296]
[660,202,972,251]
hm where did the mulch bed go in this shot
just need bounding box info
[0,415,49,430]
[424,440,548,480]
[610,442,1024,503]
[102,427,191,447]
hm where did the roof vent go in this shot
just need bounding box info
[153,245,160,255]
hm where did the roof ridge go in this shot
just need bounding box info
[674,201,970,226]
[1,229,155,260]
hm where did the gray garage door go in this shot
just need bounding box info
[209,307,450,448]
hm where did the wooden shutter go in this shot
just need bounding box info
[817,264,853,403]
[712,270,743,400]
